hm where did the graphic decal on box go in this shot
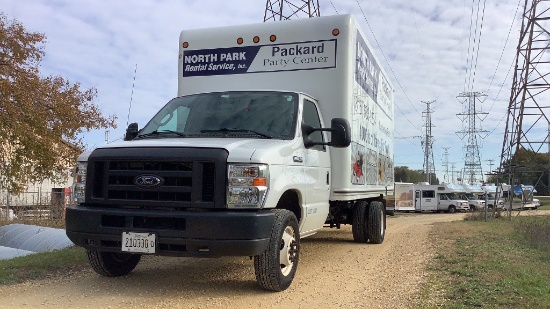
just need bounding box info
[355,32,380,102]
[351,31,394,186]
[351,142,365,185]
[182,39,337,77]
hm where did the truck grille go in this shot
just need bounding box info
[86,147,228,209]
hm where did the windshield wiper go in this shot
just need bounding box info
[200,128,273,139]
[135,130,187,139]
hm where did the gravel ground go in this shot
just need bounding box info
[0,212,474,308]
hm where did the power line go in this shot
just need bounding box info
[354,0,423,131]
[485,0,522,94]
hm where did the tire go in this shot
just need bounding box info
[352,201,369,243]
[254,209,300,292]
[368,201,385,244]
[87,250,141,277]
[448,205,456,213]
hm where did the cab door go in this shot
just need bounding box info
[300,98,331,234]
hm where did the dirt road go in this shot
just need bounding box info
[0,213,468,309]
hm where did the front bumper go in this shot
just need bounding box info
[65,205,275,257]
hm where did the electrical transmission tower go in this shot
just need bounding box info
[456,92,488,185]
[264,0,320,21]
[500,0,550,185]
[422,101,436,183]
[442,147,450,183]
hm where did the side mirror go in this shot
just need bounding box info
[302,118,351,148]
[329,118,351,147]
[124,123,139,141]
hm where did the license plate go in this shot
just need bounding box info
[122,232,156,254]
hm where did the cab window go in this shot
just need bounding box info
[302,99,325,151]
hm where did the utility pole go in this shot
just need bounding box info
[422,101,436,184]
[451,163,456,184]
[264,0,320,21]
[486,159,494,184]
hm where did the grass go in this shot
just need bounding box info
[418,214,550,308]
[0,218,85,285]
[0,247,88,285]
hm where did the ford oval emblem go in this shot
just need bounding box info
[134,175,164,188]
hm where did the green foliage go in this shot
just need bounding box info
[395,165,440,184]
[0,13,116,193]
[489,148,550,195]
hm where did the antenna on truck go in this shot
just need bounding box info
[126,64,138,127]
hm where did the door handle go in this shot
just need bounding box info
[293,156,303,163]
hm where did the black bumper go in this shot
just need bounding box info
[65,205,275,257]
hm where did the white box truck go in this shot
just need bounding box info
[413,183,470,213]
[66,14,395,291]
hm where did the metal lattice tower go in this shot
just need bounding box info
[442,147,450,183]
[456,92,488,185]
[264,0,320,21]
[500,0,550,178]
[421,101,436,183]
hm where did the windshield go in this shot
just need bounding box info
[138,91,298,139]
[465,193,476,200]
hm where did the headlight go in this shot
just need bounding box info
[227,164,269,208]
[73,162,87,204]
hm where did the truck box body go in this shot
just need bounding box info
[65,14,394,291]
[178,14,395,198]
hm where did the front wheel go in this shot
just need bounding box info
[448,205,456,213]
[254,209,300,291]
[87,250,141,277]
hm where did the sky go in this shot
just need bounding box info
[2,0,534,183]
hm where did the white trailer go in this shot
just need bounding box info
[413,183,470,213]
[501,184,538,210]
[393,182,414,212]
[66,14,395,291]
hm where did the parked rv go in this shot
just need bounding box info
[480,185,505,210]
[413,183,470,213]
[461,184,486,211]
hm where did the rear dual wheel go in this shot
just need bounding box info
[352,201,385,244]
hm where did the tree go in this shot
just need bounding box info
[394,166,440,184]
[0,13,116,193]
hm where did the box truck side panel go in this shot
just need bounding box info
[178,15,395,201]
